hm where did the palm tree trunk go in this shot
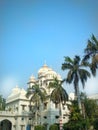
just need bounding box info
[76,86,82,113]
[35,110,38,125]
[59,101,63,130]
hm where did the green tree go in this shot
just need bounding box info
[26,84,46,125]
[34,125,46,130]
[80,92,98,123]
[49,124,59,130]
[48,78,68,121]
[93,118,98,130]
[0,95,6,110]
[62,56,90,110]
[84,34,98,76]
[63,100,90,130]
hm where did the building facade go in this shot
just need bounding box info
[0,64,74,130]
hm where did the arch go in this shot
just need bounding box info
[0,119,12,130]
[0,118,12,123]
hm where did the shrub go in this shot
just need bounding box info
[63,118,90,130]
[34,125,46,130]
[49,124,59,130]
[93,118,98,130]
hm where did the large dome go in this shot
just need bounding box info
[38,64,51,76]
[38,64,50,72]
[38,64,62,80]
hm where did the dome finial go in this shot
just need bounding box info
[44,60,47,65]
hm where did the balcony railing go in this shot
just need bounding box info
[0,111,17,116]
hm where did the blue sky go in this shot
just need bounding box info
[0,0,98,98]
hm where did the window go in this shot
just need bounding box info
[55,115,59,119]
[21,117,24,121]
[29,105,32,111]
[16,107,18,111]
[46,82,48,86]
[37,106,39,110]
[40,80,42,86]
[21,105,26,111]
[13,125,16,130]
[44,102,47,109]
[62,104,66,110]
[29,118,32,120]
[55,103,59,109]
[43,116,47,119]
[20,125,25,130]
[15,117,17,120]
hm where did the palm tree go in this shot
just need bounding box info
[62,55,90,111]
[48,78,68,119]
[84,34,98,76]
[26,84,46,125]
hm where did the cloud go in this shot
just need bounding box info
[84,76,98,95]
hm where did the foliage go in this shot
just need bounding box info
[26,84,46,103]
[49,124,59,130]
[62,55,90,92]
[80,92,98,124]
[84,98,97,122]
[26,84,46,109]
[48,78,68,104]
[26,84,46,125]
[48,78,68,117]
[63,119,89,130]
[34,125,46,130]
[63,100,90,130]
[62,55,90,110]
[0,95,6,110]
[84,34,98,76]
[93,118,98,130]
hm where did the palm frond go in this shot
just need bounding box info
[84,34,98,62]
[79,69,90,88]
[92,34,98,46]
[62,56,73,70]
[26,83,46,105]
[65,70,74,84]
[49,78,68,103]
[64,56,73,63]
[90,62,97,76]
[74,55,80,65]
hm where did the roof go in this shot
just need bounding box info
[6,85,28,103]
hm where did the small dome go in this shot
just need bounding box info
[28,75,36,84]
[8,85,26,97]
[12,85,20,94]
[6,86,27,103]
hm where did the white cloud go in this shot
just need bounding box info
[84,76,98,95]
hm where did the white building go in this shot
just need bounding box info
[0,64,73,130]
[88,93,98,104]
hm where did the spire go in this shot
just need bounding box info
[44,60,47,67]
[44,60,46,65]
